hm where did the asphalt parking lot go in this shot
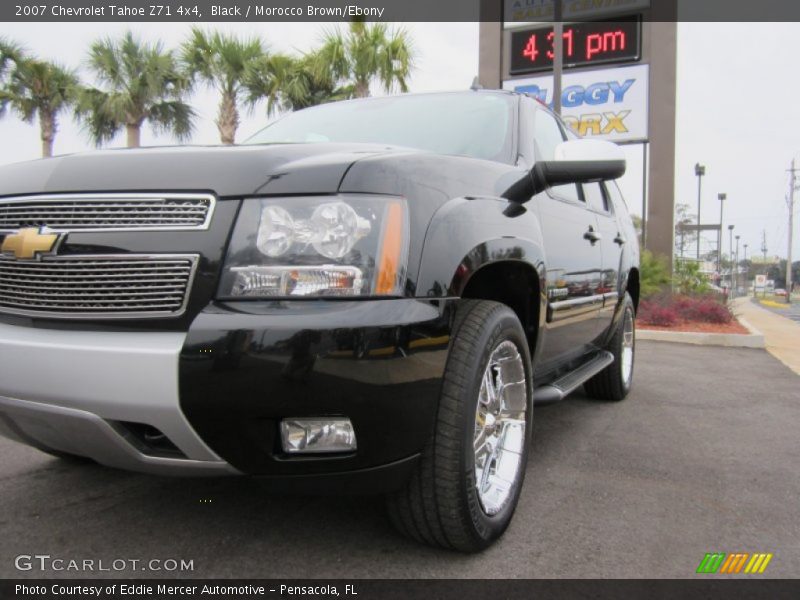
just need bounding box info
[1,340,798,579]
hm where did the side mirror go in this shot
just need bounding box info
[503,139,626,204]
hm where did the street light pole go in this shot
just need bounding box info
[735,235,741,295]
[728,224,735,297]
[717,193,726,276]
[788,158,796,304]
[695,163,706,261]
[743,243,749,292]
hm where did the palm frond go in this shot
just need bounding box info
[148,100,196,142]
[311,23,416,98]
[182,28,265,95]
[74,87,121,146]
[0,57,79,124]
[0,37,25,78]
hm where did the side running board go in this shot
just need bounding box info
[533,350,614,405]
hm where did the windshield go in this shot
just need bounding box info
[245,93,514,163]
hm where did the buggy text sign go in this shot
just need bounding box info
[502,63,649,142]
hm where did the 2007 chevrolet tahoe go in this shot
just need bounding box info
[0,90,640,551]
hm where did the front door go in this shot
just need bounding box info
[536,193,604,365]
[529,107,604,367]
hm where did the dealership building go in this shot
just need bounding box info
[478,1,677,267]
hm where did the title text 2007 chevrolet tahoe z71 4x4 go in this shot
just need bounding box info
[0,91,639,552]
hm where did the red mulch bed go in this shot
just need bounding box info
[638,319,750,335]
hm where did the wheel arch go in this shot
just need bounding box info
[627,267,641,313]
[451,242,546,360]
[414,197,548,357]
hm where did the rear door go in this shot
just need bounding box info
[530,109,605,365]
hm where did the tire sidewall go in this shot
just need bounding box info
[455,305,534,545]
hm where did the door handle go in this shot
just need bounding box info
[614,233,627,246]
[584,227,602,244]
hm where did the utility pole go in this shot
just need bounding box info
[761,230,768,298]
[788,159,796,304]
[717,193,726,275]
[735,234,740,295]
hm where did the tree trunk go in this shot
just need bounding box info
[40,111,55,158]
[355,81,370,98]
[216,93,239,145]
[126,124,141,148]
[41,138,54,159]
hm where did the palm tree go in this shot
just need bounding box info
[0,37,22,79]
[0,44,78,158]
[78,31,194,148]
[245,51,353,115]
[182,28,265,145]
[316,22,414,98]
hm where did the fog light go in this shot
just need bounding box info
[280,418,357,454]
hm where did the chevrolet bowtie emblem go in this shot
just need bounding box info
[1,227,61,260]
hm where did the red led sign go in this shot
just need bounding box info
[509,16,641,75]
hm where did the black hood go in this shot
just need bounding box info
[0,143,399,198]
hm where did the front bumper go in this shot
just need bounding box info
[179,299,453,484]
[0,323,235,476]
[0,298,454,488]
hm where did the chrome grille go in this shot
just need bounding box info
[0,193,215,232]
[0,254,198,318]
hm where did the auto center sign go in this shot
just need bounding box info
[504,0,651,23]
[502,64,649,143]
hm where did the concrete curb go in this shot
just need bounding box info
[637,318,766,349]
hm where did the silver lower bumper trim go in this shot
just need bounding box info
[0,395,236,476]
[0,321,237,476]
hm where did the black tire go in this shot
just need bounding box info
[584,292,636,401]
[387,300,534,552]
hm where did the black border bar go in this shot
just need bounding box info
[4,1,800,22]
[3,579,800,600]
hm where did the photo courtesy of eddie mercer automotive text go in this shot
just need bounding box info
[0,89,640,552]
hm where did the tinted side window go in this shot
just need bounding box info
[562,118,580,140]
[604,181,628,214]
[533,110,582,203]
[583,183,610,213]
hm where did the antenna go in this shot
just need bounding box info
[470,76,483,91]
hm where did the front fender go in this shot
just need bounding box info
[416,196,546,298]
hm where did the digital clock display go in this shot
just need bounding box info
[509,16,642,75]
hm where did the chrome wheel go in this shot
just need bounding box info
[621,307,635,386]
[473,340,528,516]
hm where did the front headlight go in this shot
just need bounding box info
[218,195,409,298]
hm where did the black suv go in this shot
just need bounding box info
[0,91,639,551]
